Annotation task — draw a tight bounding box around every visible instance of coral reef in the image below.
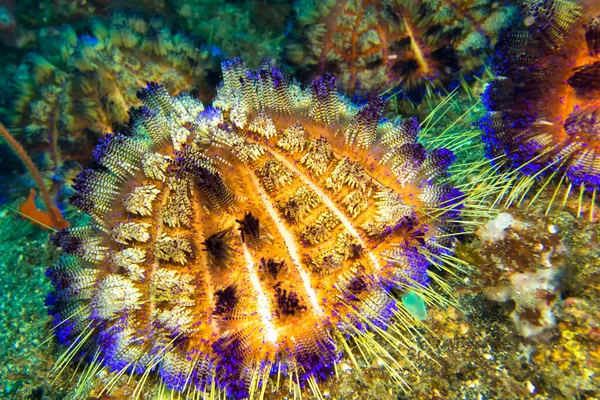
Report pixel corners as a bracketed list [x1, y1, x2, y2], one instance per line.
[47, 59, 466, 398]
[482, 0, 600, 210]
[0, 12, 216, 179]
[287, 0, 516, 99]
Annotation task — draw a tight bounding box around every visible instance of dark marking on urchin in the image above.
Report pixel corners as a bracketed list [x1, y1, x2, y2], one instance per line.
[236, 212, 260, 243]
[202, 228, 233, 262]
[347, 276, 368, 298]
[51, 229, 83, 255]
[259, 257, 285, 279]
[568, 61, 600, 93]
[213, 285, 239, 316]
[348, 243, 364, 260]
[273, 282, 307, 318]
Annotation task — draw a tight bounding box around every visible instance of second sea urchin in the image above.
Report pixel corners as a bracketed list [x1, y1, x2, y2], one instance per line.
[48, 59, 464, 398]
[482, 0, 600, 217]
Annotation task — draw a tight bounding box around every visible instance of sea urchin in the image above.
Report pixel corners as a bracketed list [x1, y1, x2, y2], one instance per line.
[482, 0, 600, 217]
[48, 58, 463, 398]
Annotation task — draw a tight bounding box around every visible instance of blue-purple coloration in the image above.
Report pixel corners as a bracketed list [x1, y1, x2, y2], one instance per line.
[310, 74, 337, 100]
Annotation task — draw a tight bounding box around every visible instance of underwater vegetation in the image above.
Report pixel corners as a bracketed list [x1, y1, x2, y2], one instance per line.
[47, 58, 467, 398]
[172, 0, 292, 68]
[0, 12, 216, 181]
[287, 0, 517, 100]
[482, 0, 600, 217]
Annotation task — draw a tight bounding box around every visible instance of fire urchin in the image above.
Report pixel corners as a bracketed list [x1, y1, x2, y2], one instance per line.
[48, 58, 465, 398]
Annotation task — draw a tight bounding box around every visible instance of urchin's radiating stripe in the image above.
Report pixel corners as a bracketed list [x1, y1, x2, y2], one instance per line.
[146, 186, 170, 324]
[268, 148, 382, 271]
[248, 172, 325, 317]
[242, 243, 279, 343]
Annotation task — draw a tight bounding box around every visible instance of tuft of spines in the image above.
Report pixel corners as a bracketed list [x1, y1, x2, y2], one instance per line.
[301, 211, 340, 245]
[163, 180, 193, 228]
[379, 117, 420, 148]
[90, 275, 142, 320]
[308, 74, 339, 124]
[382, 143, 427, 186]
[110, 222, 151, 244]
[300, 136, 334, 176]
[176, 146, 235, 210]
[280, 186, 322, 223]
[111, 248, 146, 281]
[522, 0, 582, 50]
[51, 226, 108, 263]
[249, 112, 277, 139]
[46, 255, 98, 301]
[70, 169, 121, 224]
[343, 96, 384, 149]
[326, 158, 369, 192]
[155, 234, 194, 265]
[152, 268, 195, 305]
[123, 185, 161, 216]
[259, 159, 296, 193]
[277, 123, 307, 153]
[93, 133, 148, 178]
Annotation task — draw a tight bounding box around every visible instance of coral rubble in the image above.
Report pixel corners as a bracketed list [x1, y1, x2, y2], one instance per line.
[287, 0, 516, 98]
[48, 59, 465, 397]
[469, 211, 565, 338]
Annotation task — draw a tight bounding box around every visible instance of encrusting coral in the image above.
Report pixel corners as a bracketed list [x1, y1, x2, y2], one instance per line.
[465, 211, 565, 338]
[48, 58, 468, 398]
[287, 0, 516, 99]
[482, 0, 600, 218]
[0, 12, 216, 178]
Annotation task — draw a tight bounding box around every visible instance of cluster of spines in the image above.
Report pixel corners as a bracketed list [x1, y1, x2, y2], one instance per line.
[482, 0, 600, 209]
[48, 59, 466, 399]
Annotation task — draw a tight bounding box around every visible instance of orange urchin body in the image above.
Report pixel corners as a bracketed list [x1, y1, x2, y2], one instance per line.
[48, 59, 463, 399]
